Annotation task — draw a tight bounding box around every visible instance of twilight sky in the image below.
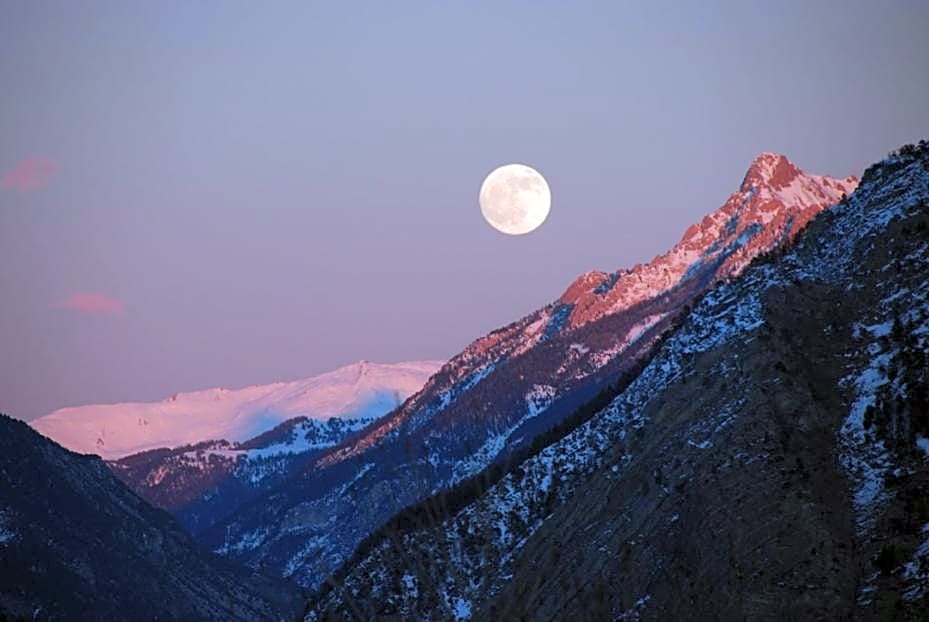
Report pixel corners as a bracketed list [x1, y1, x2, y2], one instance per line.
[2, 2, 927, 420]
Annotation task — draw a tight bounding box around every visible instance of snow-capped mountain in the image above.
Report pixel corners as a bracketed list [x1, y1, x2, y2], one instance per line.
[306, 143, 929, 620]
[201, 153, 857, 588]
[31, 360, 441, 459]
[557, 152, 857, 331]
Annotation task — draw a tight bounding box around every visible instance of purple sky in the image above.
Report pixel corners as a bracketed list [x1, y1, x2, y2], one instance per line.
[2, 2, 928, 420]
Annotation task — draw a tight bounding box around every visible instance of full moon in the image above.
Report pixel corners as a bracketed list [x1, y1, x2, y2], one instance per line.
[479, 163, 551, 235]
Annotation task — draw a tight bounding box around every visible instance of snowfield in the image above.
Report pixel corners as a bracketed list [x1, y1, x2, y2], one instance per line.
[31, 360, 442, 459]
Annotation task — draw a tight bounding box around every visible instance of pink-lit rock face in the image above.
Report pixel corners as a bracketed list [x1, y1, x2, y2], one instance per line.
[559, 153, 857, 331]
[741, 151, 803, 191]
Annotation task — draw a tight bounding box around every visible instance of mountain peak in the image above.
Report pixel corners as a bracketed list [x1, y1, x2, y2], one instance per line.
[741, 152, 801, 192]
[555, 154, 857, 331]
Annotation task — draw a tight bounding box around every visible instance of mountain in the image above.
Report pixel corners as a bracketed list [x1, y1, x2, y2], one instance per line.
[31, 360, 442, 460]
[304, 142, 929, 620]
[0, 414, 302, 621]
[201, 153, 857, 588]
[109, 415, 378, 535]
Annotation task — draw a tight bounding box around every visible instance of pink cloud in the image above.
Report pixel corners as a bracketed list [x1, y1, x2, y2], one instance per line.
[2, 156, 58, 192]
[57, 292, 125, 315]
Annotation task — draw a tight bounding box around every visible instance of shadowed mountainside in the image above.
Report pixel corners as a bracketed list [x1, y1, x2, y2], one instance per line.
[0, 415, 302, 621]
[110, 415, 377, 535]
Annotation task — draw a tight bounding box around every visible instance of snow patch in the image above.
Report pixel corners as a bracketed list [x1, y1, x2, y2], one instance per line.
[902, 530, 929, 601]
[838, 350, 894, 529]
[452, 597, 472, 621]
[402, 574, 418, 599]
[0, 510, 15, 545]
[591, 312, 669, 369]
[917, 436, 929, 459]
[525, 384, 556, 417]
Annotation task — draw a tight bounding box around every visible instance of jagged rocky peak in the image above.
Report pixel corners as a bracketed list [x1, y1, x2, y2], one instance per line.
[559, 153, 858, 330]
[559, 270, 614, 305]
[740, 151, 802, 191]
[741, 151, 859, 198]
[740, 151, 858, 192]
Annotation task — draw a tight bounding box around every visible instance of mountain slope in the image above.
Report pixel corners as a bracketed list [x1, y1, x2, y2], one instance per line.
[31, 360, 441, 459]
[204, 154, 857, 588]
[0, 414, 301, 621]
[305, 142, 929, 620]
[110, 415, 378, 534]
